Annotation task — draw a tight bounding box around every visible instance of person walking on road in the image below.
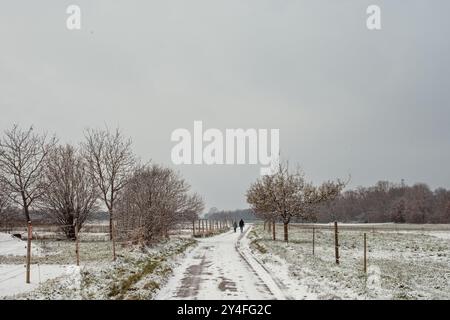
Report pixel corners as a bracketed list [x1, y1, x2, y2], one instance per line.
[239, 219, 245, 233]
[233, 221, 238, 233]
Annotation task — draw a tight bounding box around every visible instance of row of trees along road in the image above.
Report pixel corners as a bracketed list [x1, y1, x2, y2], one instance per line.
[246, 162, 346, 242]
[0, 125, 204, 242]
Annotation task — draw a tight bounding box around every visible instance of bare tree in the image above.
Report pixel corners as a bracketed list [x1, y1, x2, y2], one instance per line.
[180, 193, 206, 236]
[246, 175, 279, 239]
[444, 201, 450, 223]
[404, 183, 433, 223]
[390, 197, 407, 223]
[0, 180, 9, 213]
[247, 162, 345, 242]
[182, 193, 205, 223]
[40, 144, 99, 239]
[0, 125, 56, 224]
[315, 180, 450, 224]
[116, 164, 204, 243]
[0, 180, 11, 228]
[82, 128, 134, 239]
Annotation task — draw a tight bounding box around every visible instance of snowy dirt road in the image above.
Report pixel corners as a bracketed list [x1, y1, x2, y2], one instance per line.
[156, 225, 289, 300]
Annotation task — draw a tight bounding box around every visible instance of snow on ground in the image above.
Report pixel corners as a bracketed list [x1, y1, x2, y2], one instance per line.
[0, 264, 78, 298]
[0, 233, 42, 257]
[429, 232, 450, 240]
[238, 228, 316, 300]
[5, 237, 196, 300]
[3, 224, 448, 300]
[156, 226, 278, 300]
[247, 224, 450, 299]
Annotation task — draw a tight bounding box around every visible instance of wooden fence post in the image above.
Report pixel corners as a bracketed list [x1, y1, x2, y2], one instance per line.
[112, 220, 117, 261]
[364, 233, 367, 273]
[26, 221, 32, 284]
[272, 221, 276, 240]
[312, 227, 315, 256]
[75, 219, 80, 266]
[192, 220, 195, 237]
[334, 221, 339, 264]
[202, 219, 205, 235]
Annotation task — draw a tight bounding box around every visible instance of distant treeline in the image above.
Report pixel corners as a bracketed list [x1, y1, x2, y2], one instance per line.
[207, 181, 450, 224]
[205, 209, 256, 222]
[0, 209, 110, 228]
[6, 181, 449, 227]
[315, 181, 450, 223]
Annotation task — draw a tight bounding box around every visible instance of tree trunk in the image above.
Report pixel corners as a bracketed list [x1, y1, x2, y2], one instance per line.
[22, 193, 31, 223]
[23, 205, 31, 224]
[268, 220, 272, 233]
[66, 225, 76, 240]
[272, 221, 276, 240]
[109, 209, 113, 240]
[283, 222, 289, 242]
[65, 214, 76, 240]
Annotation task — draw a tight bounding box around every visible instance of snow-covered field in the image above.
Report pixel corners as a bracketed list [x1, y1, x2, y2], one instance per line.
[0, 233, 42, 256]
[0, 264, 78, 297]
[0, 231, 197, 299]
[0, 232, 75, 297]
[2, 223, 449, 300]
[247, 224, 450, 299]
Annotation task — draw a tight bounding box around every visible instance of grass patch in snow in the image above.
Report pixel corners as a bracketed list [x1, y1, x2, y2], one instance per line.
[251, 239, 267, 254]
[248, 223, 450, 300]
[108, 259, 162, 298]
[11, 237, 197, 300]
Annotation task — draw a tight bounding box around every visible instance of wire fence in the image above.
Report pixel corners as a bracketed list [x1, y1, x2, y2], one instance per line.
[4, 220, 448, 297]
[0, 219, 232, 286]
[288, 222, 450, 232]
[259, 222, 450, 291]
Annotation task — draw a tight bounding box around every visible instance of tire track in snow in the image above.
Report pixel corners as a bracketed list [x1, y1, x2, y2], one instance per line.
[235, 226, 292, 300]
[156, 228, 275, 300]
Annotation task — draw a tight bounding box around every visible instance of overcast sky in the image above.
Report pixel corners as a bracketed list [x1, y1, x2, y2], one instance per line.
[1, 1, 450, 211]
